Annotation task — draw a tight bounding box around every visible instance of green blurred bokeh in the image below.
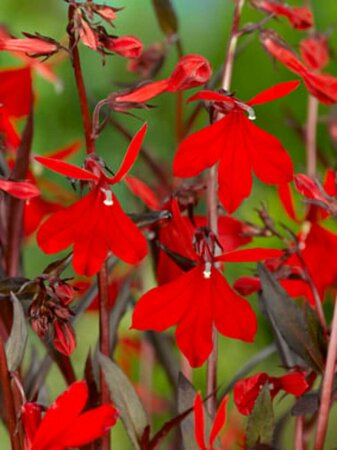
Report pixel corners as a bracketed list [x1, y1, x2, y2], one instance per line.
[1, 0, 337, 448]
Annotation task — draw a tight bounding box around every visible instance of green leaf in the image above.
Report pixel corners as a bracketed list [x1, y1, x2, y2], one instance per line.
[5, 292, 28, 371]
[246, 384, 274, 449]
[98, 352, 149, 450]
[151, 0, 178, 36]
[258, 264, 325, 372]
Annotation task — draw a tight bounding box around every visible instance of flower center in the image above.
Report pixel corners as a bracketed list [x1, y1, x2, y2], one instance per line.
[203, 262, 212, 279]
[101, 188, 114, 206]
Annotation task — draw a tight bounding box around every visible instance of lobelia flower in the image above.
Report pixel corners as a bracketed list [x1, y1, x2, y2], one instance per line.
[194, 392, 228, 450]
[173, 81, 298, 213]
[131, 201, 283, 367]
[234, 371, 309, 415]
[21, 380, 118, 450]
[36, 124, 148, 276]
[235, 170, 337, 304]
[0, 35, 60, 58]
[260, 30, 337, 105]
[251, 0, 313, 30]
[115, 54, 212, 104]
[99, 34, 143, 59]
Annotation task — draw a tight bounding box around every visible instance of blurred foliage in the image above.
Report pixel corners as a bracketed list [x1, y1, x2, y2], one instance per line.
[1, 0, 337, 448]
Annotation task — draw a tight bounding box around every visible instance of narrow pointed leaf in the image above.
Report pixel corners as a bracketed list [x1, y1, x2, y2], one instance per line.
[246, 384, 274, 449]
[98, 353, 149, 449]
[6, 292, 28, 370]
[258, 264, 325, 372]
[152, 0, 178, 36]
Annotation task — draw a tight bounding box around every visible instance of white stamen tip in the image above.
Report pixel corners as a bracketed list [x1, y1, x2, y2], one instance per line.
[248, 109, 256, 121]
[101, 189, 114, 206]
[203, 262, 212, 279]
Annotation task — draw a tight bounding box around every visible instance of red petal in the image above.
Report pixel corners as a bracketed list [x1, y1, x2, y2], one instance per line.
[278, 183, 299, 222]
[188, 90, 235, 104]
[279, 372, 309, 396]
[194, 393, 207, 450]
[131, 268, 195, 332]
[247, 81, 300, 106]
[0, 66, 32, 117]
[217, 114, 253, 213]
[125, 175, 161, 210]
[104, 193, 148, 266]
[173, 117, 225, 178]
[0, 180, 40, 199]
[175, 269, 214, 367]
[116, 79, 170, 103]
[323, 168, 336, 197]
[60, 405, 118, 447]
[111, 123, 147, 183]
[209, 396, 228, 447]
[167, 55, 212, 92]
[216, 248, 283, 263]
[233, 276, 261, 296]
[35, 156, 99, 181]
[32, 381, 88, 449]
[294, 174, 325, 202]
[212, 270, 257, 343]
[246, 116, 294, 185]
[234, 373, 269, 415]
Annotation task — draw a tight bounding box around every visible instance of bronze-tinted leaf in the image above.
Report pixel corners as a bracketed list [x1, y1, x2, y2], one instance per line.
[5, 292, 28, 371]
[152, 0, 178, 36]
[258, 264, 325, 372]
[98, 352, 149, 449]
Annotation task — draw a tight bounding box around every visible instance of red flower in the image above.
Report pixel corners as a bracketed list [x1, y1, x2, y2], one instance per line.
[234, 371, 309, 415]
[251, 0, 313, 30]
[36, 124, 148, 276]
[21, 380, 118, 450]
[194, 392, 228, 450]
[173, 81, 298, 213]
[116, 54, 212, 104]
[0, 66, 32, 118]
[261, 30, 337, 105]
[131, 201, 282, 367]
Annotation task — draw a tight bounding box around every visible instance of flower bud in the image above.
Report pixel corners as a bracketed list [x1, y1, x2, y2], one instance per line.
[54, 321, 76, 355]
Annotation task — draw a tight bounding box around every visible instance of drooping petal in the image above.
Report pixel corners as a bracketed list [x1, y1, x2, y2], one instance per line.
[194, 393, 207, 450]
[167, 54, 212, 92]
[246, 115, 294, 185]
[294, 174, 326, 202]
[302, 71, 337, 105]
[131, 268, 195, 332]
[60, 405, 118, 447]
[212, 269, 257, 343]
[35, 156, 99, 181]
[216, 248, 282, 263]
[247, 80, 300, 106]
[300, 35, 329, 71]
[37, 190, 98, 254]
[188, 90, 235, 104]
[32, 381, 88, 449]
[234, 373, 269, 415]
[217, 113, 253, 213]
[104, 192, 148, 265]
[234, 276, 262, 296]
[0, 66, 32, 117]
[116, 79, 170, 103]
[173, 117, 226, 178]
[279, 372, 308, 396]
[209, 396, 228, 447]
[46, 140, 82, 160]
[111, 123, 147, 184]
[278, 183, 299, 222]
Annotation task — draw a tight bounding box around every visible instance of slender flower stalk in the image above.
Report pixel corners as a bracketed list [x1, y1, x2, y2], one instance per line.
[314, 296, 337, 450]
[206, 0, 245, 417]
[67, 6, 111, 449]
[306, 95, 318, 176]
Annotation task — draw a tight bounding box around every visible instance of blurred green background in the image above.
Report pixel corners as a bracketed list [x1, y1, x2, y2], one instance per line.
[1, 0, 337, 448]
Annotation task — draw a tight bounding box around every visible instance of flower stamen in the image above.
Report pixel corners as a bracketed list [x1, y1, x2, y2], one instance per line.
[101, 188, 114, 206]
[203, 262, 212, 279]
